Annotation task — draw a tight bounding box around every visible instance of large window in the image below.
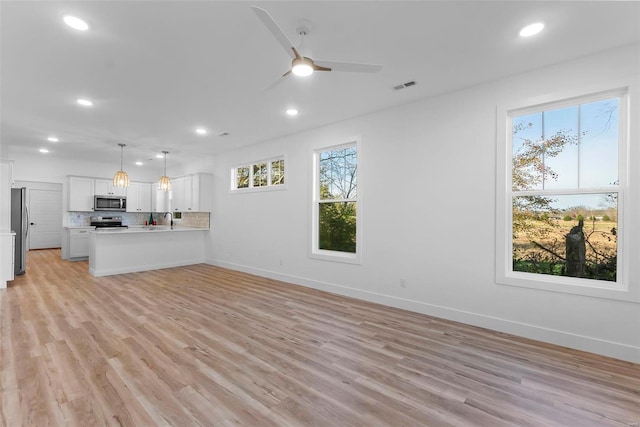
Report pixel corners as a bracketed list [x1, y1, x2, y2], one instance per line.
[231, 157, 285, 192]
[498, 89, 629, 295]
[312, 141, 361, 263]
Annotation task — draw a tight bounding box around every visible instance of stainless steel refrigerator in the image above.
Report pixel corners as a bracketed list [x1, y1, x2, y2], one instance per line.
[11, 187, 28, 275]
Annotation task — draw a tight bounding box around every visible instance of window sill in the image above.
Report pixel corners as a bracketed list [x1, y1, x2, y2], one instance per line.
[496, 271, 638, 303]
[229, 184, 287, 194]
[310, 249, 361, 265]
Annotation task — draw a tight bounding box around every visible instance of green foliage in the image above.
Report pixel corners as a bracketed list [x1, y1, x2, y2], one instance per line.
[563, 215, 573, 221]
[319, 201, 356, 253]
[602, 214, 610, 221]
[576, 214, 584, 221]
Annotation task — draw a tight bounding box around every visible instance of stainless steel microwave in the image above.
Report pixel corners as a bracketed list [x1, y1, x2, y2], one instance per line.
[94, 195, 127, 211]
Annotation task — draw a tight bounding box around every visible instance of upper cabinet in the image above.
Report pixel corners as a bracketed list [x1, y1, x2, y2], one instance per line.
[170, 173, 212, 212]
[151, 183, 170, 213]
[94, 179, 126, 197]
[68, 176, 95, 211]
[68, 174, 211, 213]
[126, 182, 151, 212]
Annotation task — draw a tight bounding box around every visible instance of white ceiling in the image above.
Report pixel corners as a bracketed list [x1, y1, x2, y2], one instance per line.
[2, 1, 639, 171]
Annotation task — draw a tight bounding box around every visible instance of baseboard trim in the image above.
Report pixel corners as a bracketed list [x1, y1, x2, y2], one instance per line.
[90, 258, 205, 277]
[206, 258, 640, 364]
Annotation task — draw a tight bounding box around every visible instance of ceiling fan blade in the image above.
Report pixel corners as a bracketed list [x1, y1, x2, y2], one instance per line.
[312, 63, 332, 72]
[313, 60, 383, 73]
[251, 6, 297, 60]
[264, 71, 291, 91]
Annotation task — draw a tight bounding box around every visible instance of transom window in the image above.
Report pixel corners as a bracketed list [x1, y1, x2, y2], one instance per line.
[231, 157, 285, 192]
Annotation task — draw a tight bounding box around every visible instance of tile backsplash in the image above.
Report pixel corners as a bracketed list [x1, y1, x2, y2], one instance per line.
[65, 211, 210, 228]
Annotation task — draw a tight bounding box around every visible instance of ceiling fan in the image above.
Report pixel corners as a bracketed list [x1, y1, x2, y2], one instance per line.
[251, 6, 383, 83]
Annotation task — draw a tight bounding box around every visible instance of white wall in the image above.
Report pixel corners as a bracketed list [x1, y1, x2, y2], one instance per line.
[207, 44, 640, 363]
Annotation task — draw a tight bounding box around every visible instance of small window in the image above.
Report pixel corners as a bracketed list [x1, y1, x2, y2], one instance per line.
[231, 156, 285, 192]
[236, 166, 249, 189]
[253, 163, 268, 187]
[271, 159, 285, 185]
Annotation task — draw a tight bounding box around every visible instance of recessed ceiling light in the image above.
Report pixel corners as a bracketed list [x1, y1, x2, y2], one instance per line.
[195, 128, 208, 135]
[47, 136, 59, 142]
[76, 98, 93, 107]
[63, 15, 89, 31]
[39, 148, 49, 153]
[519, 22, 544, 37]
[156, 153, 165, 159]
[286, 108, 298, 116]
[135, 161, 143, 166]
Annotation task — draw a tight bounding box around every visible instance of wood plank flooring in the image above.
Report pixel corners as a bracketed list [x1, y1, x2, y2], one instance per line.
[1, 249, 638, 426]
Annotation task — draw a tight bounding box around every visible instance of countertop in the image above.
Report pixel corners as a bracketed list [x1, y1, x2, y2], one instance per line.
[91, 226, 208, 234]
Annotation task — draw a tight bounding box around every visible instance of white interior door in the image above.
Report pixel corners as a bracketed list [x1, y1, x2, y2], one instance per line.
[28, 187, 62, 250]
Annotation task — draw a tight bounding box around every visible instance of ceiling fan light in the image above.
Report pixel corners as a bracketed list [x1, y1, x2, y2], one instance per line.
[292, 58, 314, 77]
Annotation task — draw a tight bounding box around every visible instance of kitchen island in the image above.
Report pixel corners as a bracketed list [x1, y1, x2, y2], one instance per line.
[88, 226, 208, 277]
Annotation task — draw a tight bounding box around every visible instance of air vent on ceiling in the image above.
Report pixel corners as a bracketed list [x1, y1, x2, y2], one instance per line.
[218, 132, 229, 137]
[393, 80, 417, 91]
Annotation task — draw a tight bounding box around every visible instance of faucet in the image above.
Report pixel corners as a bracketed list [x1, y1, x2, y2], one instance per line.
[164, 212, 173, 228]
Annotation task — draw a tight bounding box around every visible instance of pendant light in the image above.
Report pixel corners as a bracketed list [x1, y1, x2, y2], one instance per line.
[113, 143, 130, 188]
[158, 151, 171, 192]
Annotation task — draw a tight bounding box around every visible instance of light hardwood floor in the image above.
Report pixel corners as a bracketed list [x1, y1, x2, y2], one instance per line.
[1, 249, 638, 426]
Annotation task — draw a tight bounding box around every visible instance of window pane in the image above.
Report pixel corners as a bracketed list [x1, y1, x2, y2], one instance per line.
[319, 201, 356, 253]
[580, 99, 619, 187]
[253, 163, 267, 187]
[512, 112, 544, 191]
[271, 159, 285, 185]
[542, 107, 579, 189]
[236, 167, 249, 189]
[512, 193, 618, 282]
[320, 146, 357, 200]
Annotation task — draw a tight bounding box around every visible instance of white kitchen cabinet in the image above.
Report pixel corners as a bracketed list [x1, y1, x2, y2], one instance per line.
[169, 173, 212, 212]
[170, 176, 187, 212]
[126, 182, 151, 212]
[151, 183, 170, 213]
[94, 179, 126, 197]
[69, 228, 90, 258]
[68, 176, 95, 211]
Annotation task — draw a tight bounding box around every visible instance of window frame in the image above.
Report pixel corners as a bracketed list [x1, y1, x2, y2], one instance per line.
[230, 155, 287, 193]
[310, 138, 362, 264]
[496, 86, 636, 302]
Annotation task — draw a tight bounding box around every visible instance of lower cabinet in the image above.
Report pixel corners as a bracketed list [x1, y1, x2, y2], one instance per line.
[69, 229, 90, 258]
[0, 233, 15, 288]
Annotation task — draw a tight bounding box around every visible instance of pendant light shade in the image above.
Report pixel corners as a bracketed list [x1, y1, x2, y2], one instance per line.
[113, 143, 130, 188]
[159, 151, 171, 192]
